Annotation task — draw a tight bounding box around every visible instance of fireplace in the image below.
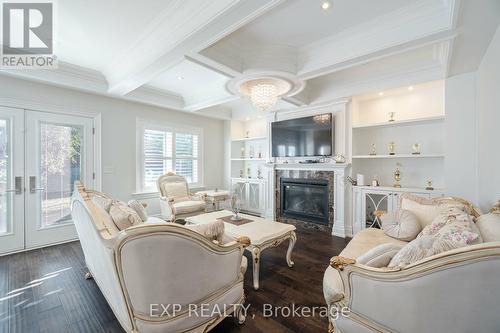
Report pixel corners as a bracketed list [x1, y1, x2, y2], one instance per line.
[280, 178, 329, 225]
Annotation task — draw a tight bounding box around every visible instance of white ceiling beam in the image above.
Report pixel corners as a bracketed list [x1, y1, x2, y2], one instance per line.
[105, 0, 284, 96]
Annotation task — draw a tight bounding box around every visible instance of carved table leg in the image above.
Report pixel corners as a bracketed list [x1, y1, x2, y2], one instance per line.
[251, 247, 261, 290]
[286, 231, 297, 267]
[85, 271, 93, 280]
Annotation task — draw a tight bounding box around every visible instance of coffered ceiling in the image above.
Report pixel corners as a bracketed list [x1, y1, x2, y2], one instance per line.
[1, 0, 499, 120]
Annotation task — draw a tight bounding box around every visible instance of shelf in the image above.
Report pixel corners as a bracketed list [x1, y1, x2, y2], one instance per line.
[352, 154, 444, 159]
[352, 116, 444, 129]
[231, 136, 267, 142]
[231, 158, 266, 161]
[354, 185, 445, 193]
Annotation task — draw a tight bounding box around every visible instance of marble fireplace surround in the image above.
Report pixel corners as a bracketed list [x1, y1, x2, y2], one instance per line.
[264, 163, 350, 237]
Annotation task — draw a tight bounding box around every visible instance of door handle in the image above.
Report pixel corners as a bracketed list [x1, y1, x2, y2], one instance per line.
[4, 176, 23, 194]
[29, 176, 45, 193]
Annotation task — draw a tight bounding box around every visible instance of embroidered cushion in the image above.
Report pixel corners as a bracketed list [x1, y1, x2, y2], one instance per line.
[388, 236, 464, 268]
[381, 209, 421, 241]
[109, 201, 143, 230]
[128, 200, 148, 222]
[476, 212, 500, 242]
[400, 194, 476, 228]
[185, 220, 225, 242]
[419, 209, 479, 245]
[357, 243, 405, 268]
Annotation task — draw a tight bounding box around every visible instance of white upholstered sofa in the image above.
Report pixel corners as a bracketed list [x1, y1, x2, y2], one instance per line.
[324, 197, 500, 333]
[71, 181, 249, 333]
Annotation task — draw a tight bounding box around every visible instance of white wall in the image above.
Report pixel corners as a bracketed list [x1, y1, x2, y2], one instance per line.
[444, 25, 500, 211]
[0, 76, 226, 215]
[444, 72, 478, 203]
[477, 26, 500, 211]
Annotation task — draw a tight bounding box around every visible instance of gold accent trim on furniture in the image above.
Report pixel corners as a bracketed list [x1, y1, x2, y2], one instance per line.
[326, 242, 500, 332]
[329, 256, 356, 271]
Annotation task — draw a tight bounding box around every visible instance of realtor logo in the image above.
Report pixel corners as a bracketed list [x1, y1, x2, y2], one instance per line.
[1, 1, 57, 68]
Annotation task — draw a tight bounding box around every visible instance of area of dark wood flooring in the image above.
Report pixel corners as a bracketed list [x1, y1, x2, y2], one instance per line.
[0, 227, 350, 333]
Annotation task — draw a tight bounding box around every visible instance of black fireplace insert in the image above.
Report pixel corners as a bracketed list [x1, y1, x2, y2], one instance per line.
[280, 178, 329, 225]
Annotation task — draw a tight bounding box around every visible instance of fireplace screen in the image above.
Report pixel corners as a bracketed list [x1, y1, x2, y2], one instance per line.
[280, 178, 329, 225]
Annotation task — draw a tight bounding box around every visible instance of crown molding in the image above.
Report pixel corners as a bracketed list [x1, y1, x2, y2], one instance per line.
[297, 0, 457, 79]
[105, 0, 285, 96]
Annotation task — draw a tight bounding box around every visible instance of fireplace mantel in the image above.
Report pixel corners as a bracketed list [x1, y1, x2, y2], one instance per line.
[263, 163, 351, 238]
[271, 163, 349, 171]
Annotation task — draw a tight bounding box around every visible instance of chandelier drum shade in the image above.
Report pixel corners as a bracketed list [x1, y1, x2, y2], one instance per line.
[226, 71, 306, 112]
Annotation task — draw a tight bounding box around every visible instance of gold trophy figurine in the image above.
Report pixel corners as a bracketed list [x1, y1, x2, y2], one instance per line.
[393, 164, 402, 188]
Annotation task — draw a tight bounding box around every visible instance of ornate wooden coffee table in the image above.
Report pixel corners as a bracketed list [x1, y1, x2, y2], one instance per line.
[186, 210, 297, 290]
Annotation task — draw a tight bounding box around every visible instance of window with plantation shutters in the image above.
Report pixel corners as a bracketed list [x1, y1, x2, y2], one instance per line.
[139, 122, 202, 192]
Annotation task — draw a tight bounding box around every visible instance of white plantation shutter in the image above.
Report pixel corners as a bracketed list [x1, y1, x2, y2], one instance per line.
[142, 126, 201, 191]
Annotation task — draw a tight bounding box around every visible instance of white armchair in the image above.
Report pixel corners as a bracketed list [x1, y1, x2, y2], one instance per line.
[157, 172, 206, 222]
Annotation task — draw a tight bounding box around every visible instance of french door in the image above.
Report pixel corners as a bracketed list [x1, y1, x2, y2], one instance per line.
[0, 107, 95, 255]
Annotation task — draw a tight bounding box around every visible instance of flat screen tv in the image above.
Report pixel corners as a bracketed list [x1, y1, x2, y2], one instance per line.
[271, 114, 334, 157]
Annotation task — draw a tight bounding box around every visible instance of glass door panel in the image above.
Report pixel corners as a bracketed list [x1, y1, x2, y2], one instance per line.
[26, 111, 93, 249]
[0, 107, 25, 255]
[40, 123, 83, 228]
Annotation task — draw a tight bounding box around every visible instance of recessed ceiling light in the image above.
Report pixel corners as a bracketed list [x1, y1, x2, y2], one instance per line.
[321, 1, 331, 10]
[408, 86, 414, 91]
[245, 117, 250, 121]
[378, 92, 384, 96]
[177, 76, 184, 80]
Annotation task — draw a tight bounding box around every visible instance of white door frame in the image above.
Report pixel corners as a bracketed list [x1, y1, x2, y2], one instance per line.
[25, 110, 95, 249]
[0, 100, 101, 255]
[0, 107, 25, 254]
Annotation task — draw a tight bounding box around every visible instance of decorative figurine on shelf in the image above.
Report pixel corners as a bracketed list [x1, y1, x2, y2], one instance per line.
[333, 154, 346, 163]
[257, 169, 262, 179]
[249, 146, 254, 158]
[412, 143, 421, 155]
[247, 167, 251, 178]
[371, 175, 380, 187]
[388, 142, 396, 155]
[239, 169, 244, 178]
[393, 163, 402, 188]
[257, 145, 262, 159]
[240, 147, 245, 158]
[245, 131, 250, 138]
[230, 189, 242, 221]
[370, 143, 377, 156]
[426, 180, 434, 190]
[388, 112, 395, 122]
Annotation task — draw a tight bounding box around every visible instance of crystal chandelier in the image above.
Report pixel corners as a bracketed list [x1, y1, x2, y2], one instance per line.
[249, 82, 278, 111]
[313, 113, 331, 125]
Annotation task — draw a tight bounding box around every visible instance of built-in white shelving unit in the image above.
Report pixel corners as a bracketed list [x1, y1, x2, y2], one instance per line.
[351, 80, 446, 189]
[352, 115, 444, 129]
[230, 158, 266, 161]
[352, 154, 444, 159]
[227, 118, 268, 216]
[231, 136, 267, 142]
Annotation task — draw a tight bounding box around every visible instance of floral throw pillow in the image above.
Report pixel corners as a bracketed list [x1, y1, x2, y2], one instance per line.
[419, 208, 479, 245]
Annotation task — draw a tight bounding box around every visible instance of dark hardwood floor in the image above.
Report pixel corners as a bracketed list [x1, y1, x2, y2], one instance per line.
[0, 227, 350, 333]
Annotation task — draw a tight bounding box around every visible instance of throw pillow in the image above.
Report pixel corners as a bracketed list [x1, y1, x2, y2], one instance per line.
[381, 209, 421, 241]
[109, 201, 143, 230]
[92, 195, 112, 212]
[186, 220, 225, 242]
[476, 212, 500, 242]
[128, 200, 148, 222]
[419, 209, 479, 245]
[357, 243, 405, 268]
[400, 194, 477, 228]
[388, 236, 464, 268]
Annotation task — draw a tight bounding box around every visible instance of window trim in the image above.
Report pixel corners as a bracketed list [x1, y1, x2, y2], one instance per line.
[136, 118, 204, 193]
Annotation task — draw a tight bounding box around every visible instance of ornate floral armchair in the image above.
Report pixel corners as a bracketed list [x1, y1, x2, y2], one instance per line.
[157, 172, 206, 221]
